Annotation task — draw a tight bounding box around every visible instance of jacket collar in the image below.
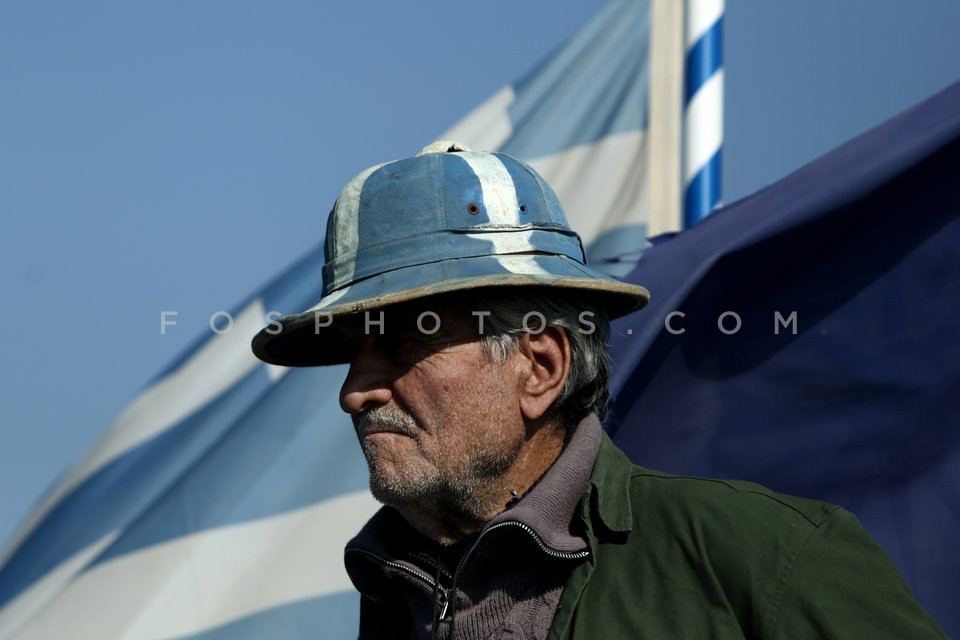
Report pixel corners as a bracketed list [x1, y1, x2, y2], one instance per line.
[581, 430, 635, 536]
[487, 411, 603, 552]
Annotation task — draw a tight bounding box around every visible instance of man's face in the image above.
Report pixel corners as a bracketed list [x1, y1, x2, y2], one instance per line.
[338, 302, 525, 519]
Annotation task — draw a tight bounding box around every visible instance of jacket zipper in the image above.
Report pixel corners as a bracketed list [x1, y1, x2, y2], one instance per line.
[479, 520, 591, 561]
[345, 547, 438, 604]
[348, 521, 590, 635]
[442, 520, 590, 629]
[346, 546, 452, 637]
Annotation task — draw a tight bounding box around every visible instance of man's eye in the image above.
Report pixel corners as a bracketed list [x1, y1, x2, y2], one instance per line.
[378, 333, 423, 357]
[335, 333, 360, 359]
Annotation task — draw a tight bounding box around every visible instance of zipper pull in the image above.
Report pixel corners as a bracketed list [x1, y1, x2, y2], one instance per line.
[437, 587, 451, 620]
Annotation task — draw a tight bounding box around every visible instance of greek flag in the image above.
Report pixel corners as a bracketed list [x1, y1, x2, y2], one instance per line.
[0, 1, 665, 638]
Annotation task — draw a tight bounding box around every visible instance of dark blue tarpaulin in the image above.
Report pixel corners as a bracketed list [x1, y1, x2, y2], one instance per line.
[608, 80, 960, 635]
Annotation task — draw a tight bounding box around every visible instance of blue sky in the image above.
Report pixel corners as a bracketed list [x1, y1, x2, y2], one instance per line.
[2, 0, 960, 545]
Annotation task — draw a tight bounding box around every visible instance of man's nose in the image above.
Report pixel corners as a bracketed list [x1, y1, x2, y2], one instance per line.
[339, 348, 393, 415]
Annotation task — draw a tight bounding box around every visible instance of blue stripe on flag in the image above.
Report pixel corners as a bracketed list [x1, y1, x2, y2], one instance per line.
[684, 17, 723, 103]
[684, 148, 722, 228]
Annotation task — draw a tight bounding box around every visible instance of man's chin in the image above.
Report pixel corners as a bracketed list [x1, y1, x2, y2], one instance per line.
[369, 484, 430, 511]
[366, 467, 437, 506]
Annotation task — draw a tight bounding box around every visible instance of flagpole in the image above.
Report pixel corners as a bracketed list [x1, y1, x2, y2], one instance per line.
[683, 0, 724, 227]
[648, 0, 685, 236]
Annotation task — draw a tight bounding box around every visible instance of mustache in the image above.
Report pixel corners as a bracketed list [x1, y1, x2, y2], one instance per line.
[357, 407, 418, 437]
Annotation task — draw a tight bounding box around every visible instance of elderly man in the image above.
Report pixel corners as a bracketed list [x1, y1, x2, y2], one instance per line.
[252, 143, 945, 639]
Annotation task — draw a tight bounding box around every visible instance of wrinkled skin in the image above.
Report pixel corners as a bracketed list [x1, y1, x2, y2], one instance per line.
[338, 301, 568, 543]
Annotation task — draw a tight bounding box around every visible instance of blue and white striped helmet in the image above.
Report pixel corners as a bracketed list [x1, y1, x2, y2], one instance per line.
[252, 142, 649, 366]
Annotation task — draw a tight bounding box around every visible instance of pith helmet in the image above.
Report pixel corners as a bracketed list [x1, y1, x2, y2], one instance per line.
[252, 141, 649, 366]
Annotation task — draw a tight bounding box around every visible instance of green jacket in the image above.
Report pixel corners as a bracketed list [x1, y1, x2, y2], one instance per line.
[549, 434, 947, 639]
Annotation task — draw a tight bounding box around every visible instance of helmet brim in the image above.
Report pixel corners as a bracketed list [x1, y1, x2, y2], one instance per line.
[252, 253, 649, 367]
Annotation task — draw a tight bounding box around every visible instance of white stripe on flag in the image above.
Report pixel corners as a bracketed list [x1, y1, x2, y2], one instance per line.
[439, 86, 516, 151]
[0, 533, 120, 639]
[527, 129, 648, 244]
[685, 0, 723, 47]
[3, 492, 378, 640]
[682, 69, 723, 186]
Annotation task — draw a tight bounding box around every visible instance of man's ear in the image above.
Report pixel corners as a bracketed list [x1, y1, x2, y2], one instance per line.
[516, 326, 570, 422]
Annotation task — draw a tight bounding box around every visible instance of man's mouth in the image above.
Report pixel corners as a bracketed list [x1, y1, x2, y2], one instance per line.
[357, 408, 417, 439]
[362, 427, 406, 437]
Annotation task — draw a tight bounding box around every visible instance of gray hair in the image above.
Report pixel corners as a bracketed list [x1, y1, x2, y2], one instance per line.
[472, 291, 612, 425]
